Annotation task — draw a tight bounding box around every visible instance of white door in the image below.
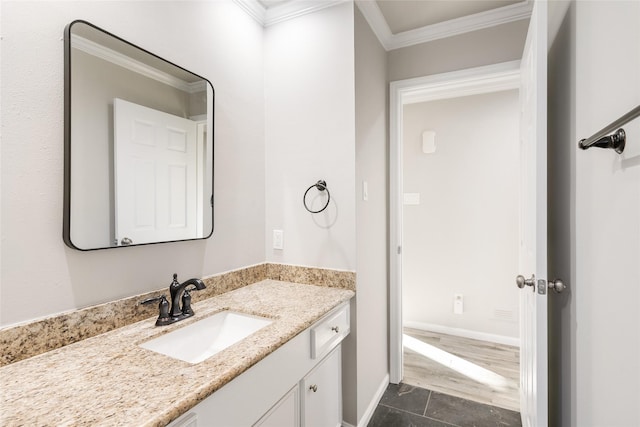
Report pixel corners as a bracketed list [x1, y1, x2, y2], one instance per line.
[518, 1, 548, 426]
[114, 98, 198, 245]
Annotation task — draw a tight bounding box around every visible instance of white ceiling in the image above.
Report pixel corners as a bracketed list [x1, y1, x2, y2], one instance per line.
[234, 0, 532, 50]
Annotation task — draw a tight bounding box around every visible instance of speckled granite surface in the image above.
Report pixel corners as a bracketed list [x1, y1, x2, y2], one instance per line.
[0, 263, 355, 367]
[0, 280, 354, 426]
[267, 263, 356, 290]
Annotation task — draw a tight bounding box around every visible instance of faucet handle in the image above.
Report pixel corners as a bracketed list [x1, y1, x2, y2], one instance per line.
[140, 295, 171, 326]
[140, 294, 167, 305]
[181, 290, 194, 316]
[180, 281, 205, 317]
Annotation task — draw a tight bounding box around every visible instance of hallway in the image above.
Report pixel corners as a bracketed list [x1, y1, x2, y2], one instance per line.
[403, 328, 520, 411]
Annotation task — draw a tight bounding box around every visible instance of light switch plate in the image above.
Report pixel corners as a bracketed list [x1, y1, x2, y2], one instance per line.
[273, 229, 284, 250]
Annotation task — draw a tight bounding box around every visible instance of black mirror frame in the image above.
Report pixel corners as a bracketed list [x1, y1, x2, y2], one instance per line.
[63, 20, 215, 250]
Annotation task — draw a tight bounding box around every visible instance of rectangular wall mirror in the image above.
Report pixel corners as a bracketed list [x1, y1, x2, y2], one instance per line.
[63, 20, 214, 250]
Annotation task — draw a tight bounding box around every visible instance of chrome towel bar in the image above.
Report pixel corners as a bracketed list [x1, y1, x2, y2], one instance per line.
[578, 105, 640, 154]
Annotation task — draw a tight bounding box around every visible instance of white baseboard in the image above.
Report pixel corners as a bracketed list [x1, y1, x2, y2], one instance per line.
[346, 373, 389, 427]
[404, 321, 520, 347]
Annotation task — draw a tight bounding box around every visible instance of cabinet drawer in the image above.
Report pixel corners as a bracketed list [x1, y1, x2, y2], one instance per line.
[310, 303, 350, 359]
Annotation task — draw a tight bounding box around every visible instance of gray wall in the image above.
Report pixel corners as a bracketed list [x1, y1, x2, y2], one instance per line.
[353, 7, 389, 426]
[402, 91, 520, 341]
[1, 1, 266, 325]
[388, 20, 528, 82]
[547, 2, 575, 425]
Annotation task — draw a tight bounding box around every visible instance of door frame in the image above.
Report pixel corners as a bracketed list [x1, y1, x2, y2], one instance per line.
[388, 60, 521, 384]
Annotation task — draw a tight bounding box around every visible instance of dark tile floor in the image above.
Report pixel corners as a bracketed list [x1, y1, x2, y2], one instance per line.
[368, 383, 522, 427]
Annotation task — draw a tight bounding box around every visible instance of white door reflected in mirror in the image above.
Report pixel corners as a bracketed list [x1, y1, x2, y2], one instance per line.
[114, 98, 201, 245]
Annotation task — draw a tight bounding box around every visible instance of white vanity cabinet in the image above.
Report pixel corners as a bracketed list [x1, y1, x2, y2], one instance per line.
[254, 385, 300, 427]
[167, 302, 350, 427]
[302, 346, 342, 427]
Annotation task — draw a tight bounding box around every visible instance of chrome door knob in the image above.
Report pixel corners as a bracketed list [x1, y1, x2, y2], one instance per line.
[548, 279, 566, 293]
[516, 274, 535, 289]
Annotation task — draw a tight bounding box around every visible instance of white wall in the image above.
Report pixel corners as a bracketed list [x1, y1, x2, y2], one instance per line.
[353, 7, 389, 426]
[0, 1, 265, 326]
[402, 91, 520, 340]
[264, 3, 356, 271]
[548, 1, 640, 425]
[574, 1, 640, 425]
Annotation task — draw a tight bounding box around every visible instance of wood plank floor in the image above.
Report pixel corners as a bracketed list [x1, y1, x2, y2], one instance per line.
[402, 328, 520, 412]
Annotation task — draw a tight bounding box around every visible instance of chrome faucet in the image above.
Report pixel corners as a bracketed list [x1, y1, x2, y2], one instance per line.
[142, 273, 206, 326]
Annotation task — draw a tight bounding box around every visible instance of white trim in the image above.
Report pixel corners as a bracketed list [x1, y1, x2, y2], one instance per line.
[399, 60, 521, 105]
[234, 0, 348, 27]
[264, 0, 347, 27]
[404, 321, 521, 348]
[71, 36, 203, 94]
[389, 61, 522, 385]
[342, 373, 389, 427]
[354, 1, 393, 50]
[389, 73, 403, 385]
[356, 0, 532, 51]
[232, 0, 267, 25]
[189, 114, 207, 122]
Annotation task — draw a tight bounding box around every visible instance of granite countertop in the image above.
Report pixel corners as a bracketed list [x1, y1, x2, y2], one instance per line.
[0, 280, 354, 426]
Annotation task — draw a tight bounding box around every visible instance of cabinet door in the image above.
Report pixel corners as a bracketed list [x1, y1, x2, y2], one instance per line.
[302, 346, 342, 427]
[254, 385, 300, 427]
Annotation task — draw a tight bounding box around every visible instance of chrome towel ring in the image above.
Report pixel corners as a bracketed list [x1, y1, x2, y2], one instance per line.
[303, 180, 331, 213]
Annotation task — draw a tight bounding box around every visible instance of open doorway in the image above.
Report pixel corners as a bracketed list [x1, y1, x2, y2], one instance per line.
[400, 89, 521, 411]
[388, 61, 523, 412]
[389, 5, 549, 424]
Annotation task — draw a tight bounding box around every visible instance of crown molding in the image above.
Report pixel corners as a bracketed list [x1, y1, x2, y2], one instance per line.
[233, 0, 348, 27]
[264, 0, 347, 26]
[356, 0, 533, 51]
[354, 0, 393, 49]
[71, 36, 205, 94]
[232, 0, 267, 25]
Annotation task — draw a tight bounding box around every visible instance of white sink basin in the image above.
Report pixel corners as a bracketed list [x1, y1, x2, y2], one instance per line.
[139, 311, 273, 364]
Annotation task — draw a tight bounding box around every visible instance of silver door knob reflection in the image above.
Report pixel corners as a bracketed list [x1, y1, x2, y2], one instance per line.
[548, 279, 566, 293]
[516, 274, 535, 290]
[120, 237, 133, 246]
[309, 384, 318, 392]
